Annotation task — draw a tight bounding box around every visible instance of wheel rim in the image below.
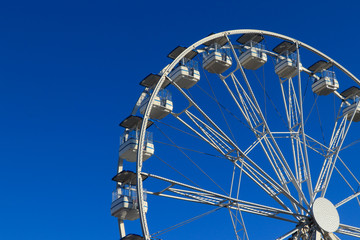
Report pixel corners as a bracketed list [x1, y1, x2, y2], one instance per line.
[115, 29, 360, 240]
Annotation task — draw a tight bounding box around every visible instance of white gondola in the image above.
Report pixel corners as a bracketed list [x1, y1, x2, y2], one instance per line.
[110, 186, 148, 220]
[343, 103, 360, 122]
[312, 70, 339, 95]
[168, 59, 200, 89]
[118, 130, 154, 162]
[203, 43, 232, 74]
[239, 40, 267, 70]
[341, 87, 360, 122]
[139, 89, 173, 119]
[275, 51, 301, 79]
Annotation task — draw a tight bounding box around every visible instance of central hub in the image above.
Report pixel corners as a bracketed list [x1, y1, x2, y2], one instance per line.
[312, 197, 340, 233]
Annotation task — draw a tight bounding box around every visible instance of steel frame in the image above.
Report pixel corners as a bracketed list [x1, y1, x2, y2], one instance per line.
[114, 29, 360, 240]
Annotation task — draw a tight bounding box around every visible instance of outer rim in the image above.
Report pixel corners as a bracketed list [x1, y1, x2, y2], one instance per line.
[135, 29, 360, 240]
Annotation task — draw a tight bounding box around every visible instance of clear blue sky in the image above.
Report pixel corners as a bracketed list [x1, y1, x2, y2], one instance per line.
[1, 0, 360, 239]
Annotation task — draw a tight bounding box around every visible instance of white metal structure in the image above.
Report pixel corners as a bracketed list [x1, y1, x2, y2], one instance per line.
[168, 59, 200, 89]
[342, 87, 360, 122]
[312, 70, 339, 96]
[274, 42, 301, 79]
[343, 104, 360, 122]
[139, 89, 173, 120]
[203, 43, 232, 74]
[118, 116, 154, 163]
[111, 186, 148, 220]
[167, 47, 200, 89]
[118, 130, 154, 163]
[113, 30, 360, 240]
[238, 40, 267, 70]
[312, 198, 340, 233]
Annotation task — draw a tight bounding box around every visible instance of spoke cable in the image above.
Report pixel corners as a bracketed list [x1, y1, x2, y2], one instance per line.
[153, 123, 229, 195]
[341, 137, 360, 151]
[304, 93, 318, 125]
[303, 76, 310, 98]
[151, 206, 223, 238]
[263, 65, 267, 121]
[204, 64, 238, 147]
[203, 68, 245, 200]
[152, 154, 200, 188]
[333, 163, 359, 196]
[338, 157, 360, 186]
[254, 57, 288, 127]
[154, 119, 203, 141]
[195, 80, 251, 131]
[315, 94, 326, 145]
[201, 48, 249, 238]
[153, 140, 227, 159]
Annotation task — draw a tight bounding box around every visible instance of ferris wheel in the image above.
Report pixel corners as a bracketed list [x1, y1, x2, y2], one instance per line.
[111, 29, 360, 240]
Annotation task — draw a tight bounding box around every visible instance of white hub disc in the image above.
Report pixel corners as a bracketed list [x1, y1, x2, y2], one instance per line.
[312, 198, 340, 233]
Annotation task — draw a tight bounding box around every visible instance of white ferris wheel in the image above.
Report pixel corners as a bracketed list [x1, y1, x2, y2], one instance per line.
[111, 29, 360, 240]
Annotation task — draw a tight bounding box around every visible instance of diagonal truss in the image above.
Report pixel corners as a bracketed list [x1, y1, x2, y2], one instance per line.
[142, 172, 302, 224]
[280, 73, 314, 197]
[169, 77, 308, 215]
[228, 163, 249, 240]
[129, 30, 360, 240]
[337, 224, 360, 238]
[313, 101, 359, 199]
[335, 190, 360, 208]
[213, 37, 310, 211]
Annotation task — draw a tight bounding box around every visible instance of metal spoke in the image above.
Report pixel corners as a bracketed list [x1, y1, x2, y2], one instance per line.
[150, 206, 223, 238]
[222, 37, 308, 210]
[169, 78, 308, 213]
[295, 43, 314, 202]
[142, 172, 302, 223]
[337, 224, 360, 238]
[114, 29, 360, 240]
[228, 154, 249, 240]
[277, 59, 313, 205]
[335, 190, 360, 208]
[314, 101, 359, 199]
[276, 226, 302, 240]
[174, 112, 307, 214]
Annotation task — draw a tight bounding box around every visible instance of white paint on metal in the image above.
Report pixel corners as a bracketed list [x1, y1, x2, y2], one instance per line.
[312, 197, 340, 233]
[129, 29, 360, 240]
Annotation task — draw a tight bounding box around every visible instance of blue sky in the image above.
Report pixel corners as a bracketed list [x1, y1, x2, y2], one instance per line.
[1, 0, 360, 239]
